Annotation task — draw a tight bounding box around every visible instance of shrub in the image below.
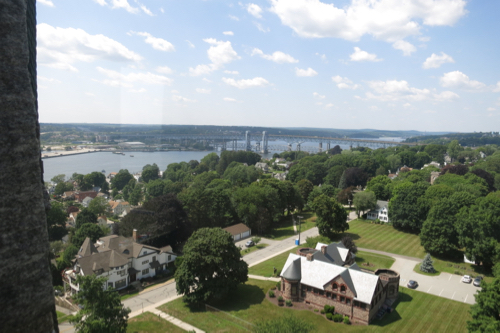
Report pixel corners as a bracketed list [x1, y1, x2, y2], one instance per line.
[324, 305, 330, 313]
[286, 300, 292, 307]
[326, 313, 333, 320]
[328, 306, 335, 314]
[343, 316, 350, 324]
[276, 281, 281, 291]
[268, 290, 275, 298]
[278, 296, 284, 302]
[313, 309, 319, 313]
[420, 253, 436, 273]
[333, 314, 343, 323]
[320, 309, 325, 314]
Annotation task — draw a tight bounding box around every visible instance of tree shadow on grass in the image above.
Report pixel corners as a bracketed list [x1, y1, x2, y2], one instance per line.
[209, 283, 266, 312]
[372, 292, 413, 327]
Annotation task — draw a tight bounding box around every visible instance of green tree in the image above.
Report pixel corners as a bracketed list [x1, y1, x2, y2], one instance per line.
[467, 278, 500, 332]
[84, 171, 106, 188]
[447, 140, 463, 161]
[110, 169, 134, 191]
[389, 181, 430, 232]
[69, 275, 130, 333]
[352, 191, 377, 218]
[311, 194, 348, 238]
[76, 208, 98, 229]
[296, 179, 314, 203]
[386, 154, 402, 173]
[72, 223, 105, 247]
[87, 196, 109, 216]
[420, 253, 435, 273]
[54, 181, 74, 195]
[200, 152, 220, 171]
[47, 202, 68, 241]
[128, 184, 143, 205]
[366, 175, 392, 200]
[141, 163, 160, 183]
[255, 313, 314, 333]
[175, 228, 248, 305]
[51, 174, 66, 184]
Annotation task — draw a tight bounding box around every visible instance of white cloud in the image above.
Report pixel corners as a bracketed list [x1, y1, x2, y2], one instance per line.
[222, 77, 270, 89]
[251, 48, 298, 63]
[196, 88, 211, 94]
[223, 31, 234, 36]
[156, 66, 173, 74]
[295, 67, 317, 77]
[487, 107, 496, 111]
[172, 95, 196, 102]
[224, 97, 239, 102]
[254, 22, 270, 33]
[313, 92, 325, 99]
[111, 0, 139, 14]
[97, 67, 173, 86]
[494, 82, 500, 93]
[129, 88, 147, 93]
[331, 75, 360, 89]
[186, 40, 195, 48]
[325, 103, 334, 108]
[350, 47, 382, 62]
[85, 92, 95, 96]
[422, 52, 455, 69]
[37, 75, 61, 83]
[202, 78, 212, 83]
[247, 3, 263, 18]
[37, 23, 142, 72]
[132, 32, 175, 52]
[189, 39, 240, 76]
[366, 79, 459, 101]
[224, 70, 239, 75]
[392, 40, 416, 56]
[136, 1, 153, 16]
[229, 15, 240, 21]
[269, 0, 467, 42]
[38, 0, 54, 7]
[440, 71, 486, 90]
[160, 7, 164, 13]
[419, 36, 431, 42]
[316, 53, 327, 62]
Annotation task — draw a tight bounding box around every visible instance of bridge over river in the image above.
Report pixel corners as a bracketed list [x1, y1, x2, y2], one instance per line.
[118, 132, 418, 154]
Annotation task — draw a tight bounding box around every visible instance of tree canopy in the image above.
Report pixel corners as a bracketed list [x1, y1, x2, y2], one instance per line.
[311, 194, 348, 238]
[110, 169, 134, 191]
[352, 191, 377, 218]
[174, 227, 248, 305]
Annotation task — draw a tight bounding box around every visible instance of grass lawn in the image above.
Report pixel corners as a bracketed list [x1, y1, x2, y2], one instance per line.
[354, 251, 395, 272]
[127, 312, 186, 333]
[341, 220, 426, 259]
[240, 243, 269, 256]
[159, 279, 470, 333]
[248, 246, 301, 277]
[56, 310, 71, 324]
[262, 213, 317, 240]
[413, 258, 494, 283]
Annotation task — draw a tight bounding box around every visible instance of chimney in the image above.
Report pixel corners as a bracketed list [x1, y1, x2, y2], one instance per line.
[306, 253, 314, 261]
[133, 229, 138, 242]
[321, 246, 327, 255]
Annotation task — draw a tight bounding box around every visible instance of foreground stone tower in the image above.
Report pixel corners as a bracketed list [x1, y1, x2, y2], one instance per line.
[0, 1, 57, 331]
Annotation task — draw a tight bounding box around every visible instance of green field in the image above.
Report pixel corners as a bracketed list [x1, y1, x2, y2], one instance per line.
[343, 220, 426, 259]
[159, 279, 470, 333]
[263, 213, 317, 240]
[127, 312, 186, 333]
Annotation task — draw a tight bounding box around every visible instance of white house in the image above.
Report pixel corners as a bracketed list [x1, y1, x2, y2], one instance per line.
[82, 196, 93, 208]
[367, 201, 389, 222]
[109, 200, 131, 217]
[64, 230, 176, 294]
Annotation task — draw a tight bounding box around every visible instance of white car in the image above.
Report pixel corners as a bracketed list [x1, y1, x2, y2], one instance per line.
[461, 275, 472, 283]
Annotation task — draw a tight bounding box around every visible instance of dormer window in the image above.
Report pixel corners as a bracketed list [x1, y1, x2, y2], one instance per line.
[341, 285, 346, 293]
[332, 283, 338, 290]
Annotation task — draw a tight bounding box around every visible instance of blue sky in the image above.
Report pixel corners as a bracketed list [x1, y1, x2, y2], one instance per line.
[37, 0, 500, 132]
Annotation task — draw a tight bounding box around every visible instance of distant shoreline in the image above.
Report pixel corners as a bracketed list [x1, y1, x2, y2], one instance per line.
[41, 149, 214, 159]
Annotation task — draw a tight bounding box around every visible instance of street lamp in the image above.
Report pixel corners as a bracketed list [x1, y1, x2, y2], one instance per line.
[297, 216, 303, 244]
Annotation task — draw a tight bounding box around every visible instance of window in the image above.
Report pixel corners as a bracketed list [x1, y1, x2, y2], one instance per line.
[152, 256, 156, 262]
[332, 294, 337, 300]
[306, 286, 312, 292]
[115, 279, 126, 289]
[360, 303, 366, 310]
[332, 283, 338, 290]
[340, 296, 345, 303]
[291, 286, 297, 296]
[340, 285, 346, 293]
[142, 268, 149, 275]
[326, 292, 331, 298]
[319, 290, 324, 296]
[143, 251, 147, 255]
[346, 298, 351, 305]
[108, 282, 113, 288]
[354, 301, 359, 307]
[168, 255, 171, 261]
[142, 260, 149, 265]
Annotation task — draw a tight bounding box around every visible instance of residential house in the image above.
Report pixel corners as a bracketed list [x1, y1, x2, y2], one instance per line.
[273, 172, 288, 181]
[109, 200, 131, 217]
[64, 231, 177, 294]
[430, 171, 440, 185]
[74, 191, 98, 203]
[367, 201, 389, 222]
[280, 242, 400, 325]
[68, 211, 79, 227]
[62, 191, 75, 199]
[255, 162, 269, 173]
[422, 161, 441, 169]
[82, 196, 93, 208]
[223, 223, 251, 241]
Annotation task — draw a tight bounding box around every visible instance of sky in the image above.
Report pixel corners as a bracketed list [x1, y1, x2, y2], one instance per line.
[36, 0, 500, 132]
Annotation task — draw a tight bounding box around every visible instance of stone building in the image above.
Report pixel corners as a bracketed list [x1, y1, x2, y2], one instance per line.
[280, 242, 399, 325]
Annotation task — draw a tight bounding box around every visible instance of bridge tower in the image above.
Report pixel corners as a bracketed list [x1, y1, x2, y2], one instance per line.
[261, 131, 269, 154]
[245, 131, 251, 151]
[326, 141, 330, 151]
[221, 140, 226, 151]
[255, 142, 260, 152]
[296, 143, 301, 151]
[288, 143, 292, 151]
[318, 142, 323, 153]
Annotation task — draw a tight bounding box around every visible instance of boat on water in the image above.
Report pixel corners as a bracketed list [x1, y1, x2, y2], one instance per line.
[130, 155, 134, 157]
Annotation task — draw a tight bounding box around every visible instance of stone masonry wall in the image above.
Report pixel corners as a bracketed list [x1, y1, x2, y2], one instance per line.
[0, 1, 57, 331]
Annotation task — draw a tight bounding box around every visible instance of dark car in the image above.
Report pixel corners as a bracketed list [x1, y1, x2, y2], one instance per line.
[407, 280, 418, 289]
[473, 276, 483, 287]
[245, 240, 255, 248]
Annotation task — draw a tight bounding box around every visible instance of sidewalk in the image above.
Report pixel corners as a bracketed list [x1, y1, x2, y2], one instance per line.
[149, 308, 205, 333]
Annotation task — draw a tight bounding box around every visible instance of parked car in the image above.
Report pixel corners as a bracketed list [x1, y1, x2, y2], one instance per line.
[407, 280, 418, 289]
[461, 275, 472, 283]
[473, 276, 483, 287]
[245, 240, 255, 248]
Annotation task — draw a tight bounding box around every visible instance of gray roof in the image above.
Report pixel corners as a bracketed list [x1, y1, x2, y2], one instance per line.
[78, 250, 128, 276]
[282, 257, 301, 281]
[375, 200, 388, 210]
[314, 242, 350, 265]
[281, 253, 380, 304]
[78, 238, 98, 257]
[97, 235, 160, 258]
